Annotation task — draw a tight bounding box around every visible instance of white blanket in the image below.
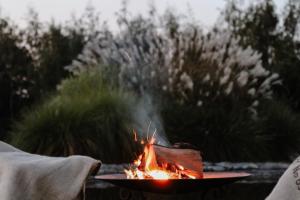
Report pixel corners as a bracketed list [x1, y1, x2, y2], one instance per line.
[0, 141, 101, 200]
[266, 156, 300, 200]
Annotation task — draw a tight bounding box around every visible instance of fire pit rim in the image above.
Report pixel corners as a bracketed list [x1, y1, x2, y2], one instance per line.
[93, 171, 251, 194]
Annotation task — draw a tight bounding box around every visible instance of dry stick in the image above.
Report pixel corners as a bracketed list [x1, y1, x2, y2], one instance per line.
[146, 121, 152, 142]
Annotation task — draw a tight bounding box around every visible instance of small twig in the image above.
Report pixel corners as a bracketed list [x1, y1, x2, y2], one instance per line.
[146, 121, 152, 142]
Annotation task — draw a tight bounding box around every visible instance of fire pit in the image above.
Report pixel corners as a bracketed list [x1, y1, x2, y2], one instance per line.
[94, 172, 250, 194]
[92, 132, 251, 198]
[123, 133, 204, 180]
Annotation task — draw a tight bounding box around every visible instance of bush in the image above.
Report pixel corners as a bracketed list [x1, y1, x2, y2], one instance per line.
[162, 101, 266, 162]
[10, 71, 140, 163]
[163, 98, 300, 162]
[257, 100, 300, 161]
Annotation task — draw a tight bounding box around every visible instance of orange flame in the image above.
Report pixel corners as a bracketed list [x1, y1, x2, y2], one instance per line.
[125, 132, 196, 180]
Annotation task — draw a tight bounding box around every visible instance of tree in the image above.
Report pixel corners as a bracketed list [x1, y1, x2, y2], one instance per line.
[0, 17, 34, 139]
[223, 0, 300, 110]
[223, 0, 279, 69]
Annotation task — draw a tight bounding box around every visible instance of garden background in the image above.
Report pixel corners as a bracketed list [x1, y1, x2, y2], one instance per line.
[0, 0, 300, 171]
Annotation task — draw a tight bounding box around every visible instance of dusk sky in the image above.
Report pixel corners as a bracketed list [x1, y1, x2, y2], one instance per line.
[0, 0, 287, 30]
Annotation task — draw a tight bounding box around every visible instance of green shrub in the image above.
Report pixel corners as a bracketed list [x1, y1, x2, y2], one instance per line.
[162, 101, 266, 162]
[257, 100, 300, 161]
[163, 98, 300, 162]
[10, 71, 140, 163]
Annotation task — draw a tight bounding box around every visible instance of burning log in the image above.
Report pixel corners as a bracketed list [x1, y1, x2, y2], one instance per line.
[125, 136, 203, 179]
[153, 144, 203, 178]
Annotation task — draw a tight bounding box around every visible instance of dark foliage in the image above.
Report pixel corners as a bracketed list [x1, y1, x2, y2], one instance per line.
[0, 9, 98, 138]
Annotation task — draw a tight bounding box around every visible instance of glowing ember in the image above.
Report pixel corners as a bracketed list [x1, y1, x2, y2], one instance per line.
[148, 170, 169, 179]
[124, 132, 198, 180]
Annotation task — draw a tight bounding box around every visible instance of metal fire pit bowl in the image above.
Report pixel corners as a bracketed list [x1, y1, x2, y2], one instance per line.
[94, 172, 250, 194]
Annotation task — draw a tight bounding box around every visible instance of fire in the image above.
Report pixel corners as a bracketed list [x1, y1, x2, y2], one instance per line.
[148, 170, 169, 179]
[124, 132, 197, 180]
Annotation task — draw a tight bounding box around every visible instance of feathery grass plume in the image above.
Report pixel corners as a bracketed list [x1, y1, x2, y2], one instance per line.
[65, 11, 280, 115]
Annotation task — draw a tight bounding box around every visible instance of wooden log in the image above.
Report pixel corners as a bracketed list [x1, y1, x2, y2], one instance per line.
[153, 144, 203, 178]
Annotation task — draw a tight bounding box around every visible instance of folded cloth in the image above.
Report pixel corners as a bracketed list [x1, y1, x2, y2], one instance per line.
[0, 141, 101, 200]
[266, 156, 300, 200]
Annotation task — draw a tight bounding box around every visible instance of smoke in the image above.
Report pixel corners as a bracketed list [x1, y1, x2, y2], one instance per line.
[65, 17, 174, 146]
[132, 93, 170, 146]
